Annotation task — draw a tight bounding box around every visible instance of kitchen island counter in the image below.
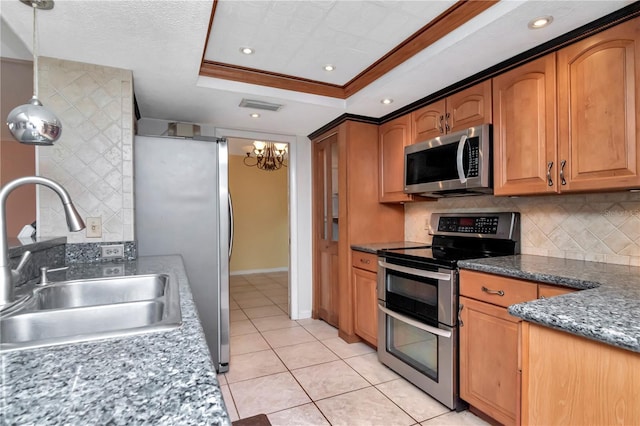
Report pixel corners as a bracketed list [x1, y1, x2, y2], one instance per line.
[459, 254, 640, 353]
[1, 255, 230, 425]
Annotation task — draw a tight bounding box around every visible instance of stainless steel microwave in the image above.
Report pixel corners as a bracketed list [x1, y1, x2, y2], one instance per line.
[404, 124, 492, 197]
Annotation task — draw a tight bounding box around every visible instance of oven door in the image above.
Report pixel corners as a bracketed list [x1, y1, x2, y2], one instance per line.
[378, 302, 457, 410]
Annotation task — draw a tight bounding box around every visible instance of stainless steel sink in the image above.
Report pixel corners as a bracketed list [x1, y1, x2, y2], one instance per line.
[0, 274, 182, 352]
[35, 275, 168, 309]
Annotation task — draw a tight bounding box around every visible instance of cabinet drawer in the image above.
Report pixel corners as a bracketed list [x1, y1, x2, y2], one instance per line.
[460, 270, 537, 308]
[538, 284, 576, 299]
[352, 251, 378, 273]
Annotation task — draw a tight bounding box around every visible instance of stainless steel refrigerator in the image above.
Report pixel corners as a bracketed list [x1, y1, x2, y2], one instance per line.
[134, 135, 231, 373]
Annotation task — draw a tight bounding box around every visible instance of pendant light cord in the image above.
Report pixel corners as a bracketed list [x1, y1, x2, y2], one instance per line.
[32, 4, 38, 99]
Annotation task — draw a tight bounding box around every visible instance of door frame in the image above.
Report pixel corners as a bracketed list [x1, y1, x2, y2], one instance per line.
[214, 127, 312, 320]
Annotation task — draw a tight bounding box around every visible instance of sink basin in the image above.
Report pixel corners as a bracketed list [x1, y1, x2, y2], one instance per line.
[0, 274, 181, 352]
[35, 275, 168, 309]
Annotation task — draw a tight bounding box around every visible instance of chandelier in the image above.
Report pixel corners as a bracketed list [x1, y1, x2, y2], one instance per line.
[243, 141, 288, 171]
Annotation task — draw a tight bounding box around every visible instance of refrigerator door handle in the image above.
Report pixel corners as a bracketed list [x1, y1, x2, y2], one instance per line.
[228, 192, 234, 259]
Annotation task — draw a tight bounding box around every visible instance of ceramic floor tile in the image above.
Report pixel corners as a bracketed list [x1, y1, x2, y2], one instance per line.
[254, 283, 284, 291]
[260, 289, 288, 298]
[229, 372, 311, 419]
[220, 384, 239, 422]
[230, 309, 248, 322]
[344, 352, 400, 385]
[230, 286, 258, 295]
[274, 341, 339, 370]
[421, 410, 491, 426]
[230, 332, 270, 355]
[377, 378, 450, 422]
[300, 321, 339, 340]
[218, 374, 227, 385]
[296, 318, 320, 326]
[277, 303, 289, 314]
[267, 403, 330, 426]
[321, 337, 376, 359]
[261, 327, 316, 348]
[267, 295, 288, 304]
[225, 349, 287, 383]
[229, 299, 239, 310]
[236, 297, 275, 309]
[316, 387, 415, 426]
[250, 315, 299, 332]
[230, 319, 259, 337]
[243, 305, 287, 319]
[231, 291, 265, 301]
[291, 360, 370, 401]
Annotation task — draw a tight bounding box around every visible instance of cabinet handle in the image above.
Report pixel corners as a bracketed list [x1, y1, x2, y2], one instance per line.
[360, 258, 371, 264]
[481, 286, 505, 296]
[438, 115, 444, 133]
[445, 112, 451, 132]
[546, 161, 554, 186]
[560, 160, 567, 185]
[458, 303, 464, 327]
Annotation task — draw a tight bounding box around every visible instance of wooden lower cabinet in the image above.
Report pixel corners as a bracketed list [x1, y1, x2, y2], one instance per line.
[351, 250, 378, 346]
[521, 323, 640, 425]
[459, 296, 521, 426]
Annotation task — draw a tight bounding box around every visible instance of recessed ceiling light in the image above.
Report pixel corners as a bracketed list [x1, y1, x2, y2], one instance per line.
[528, 16, 553, 29]
[324, 64, 336, 72]
[381, 98, 394, 105]
[240, 47, 254, 55]
[250, 113, 260, 118]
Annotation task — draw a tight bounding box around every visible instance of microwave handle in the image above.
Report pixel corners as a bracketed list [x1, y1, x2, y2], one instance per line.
[456, 134, 468, 184]
[379, 304, 452, 339]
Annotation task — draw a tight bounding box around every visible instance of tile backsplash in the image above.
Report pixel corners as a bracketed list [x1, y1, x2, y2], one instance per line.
[405, 191, 640, 266]
[36, 57, 134, 243]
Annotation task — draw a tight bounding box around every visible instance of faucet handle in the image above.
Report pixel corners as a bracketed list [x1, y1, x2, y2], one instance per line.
[11, 251, 33, 285]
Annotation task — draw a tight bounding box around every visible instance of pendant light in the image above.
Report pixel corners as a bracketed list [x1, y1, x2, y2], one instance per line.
[6, 0, 62, 145]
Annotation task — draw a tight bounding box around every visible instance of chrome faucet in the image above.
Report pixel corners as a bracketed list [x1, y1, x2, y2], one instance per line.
[0, 176, 85, 308]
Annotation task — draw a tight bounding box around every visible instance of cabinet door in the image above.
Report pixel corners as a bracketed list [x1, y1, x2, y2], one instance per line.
[459, 296, 521, 426]
[557, 17, 640, 192]
[379, 115, 414, 203]
[493, 55, 558, 196]
[411, 99, 446, 143]
[352, 267, 378, 346]
[447, 80, 492, 133]
[313, 133, 339, 327]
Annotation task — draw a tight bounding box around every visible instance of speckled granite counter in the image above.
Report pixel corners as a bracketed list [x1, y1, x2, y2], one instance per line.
[351, 241, 429, 254]
[458, 255, 640, 353]
[1, 255, 231, 425]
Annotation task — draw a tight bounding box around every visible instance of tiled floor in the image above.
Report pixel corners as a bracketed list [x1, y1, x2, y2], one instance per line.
[221, 272, 490, 426]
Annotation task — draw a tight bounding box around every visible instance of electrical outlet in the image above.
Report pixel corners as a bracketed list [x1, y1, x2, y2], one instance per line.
[86, 217, 102, 238]
[102, 264, 125, 276]
[101, 244, 125, 259]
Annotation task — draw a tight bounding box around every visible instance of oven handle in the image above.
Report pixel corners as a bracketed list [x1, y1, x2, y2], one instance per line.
[378, 304, 452, 339]
[378, 260, 451, 281]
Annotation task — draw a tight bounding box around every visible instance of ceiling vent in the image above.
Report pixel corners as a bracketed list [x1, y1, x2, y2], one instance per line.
[239, 99, 283, 112]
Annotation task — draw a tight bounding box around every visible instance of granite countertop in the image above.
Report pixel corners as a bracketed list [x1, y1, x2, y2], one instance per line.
[1, 255, 231, 425]
[458, 255, 640, 353]
[351, 241, 429, 254]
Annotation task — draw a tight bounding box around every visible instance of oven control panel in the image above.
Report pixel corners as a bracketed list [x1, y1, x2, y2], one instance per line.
[430, 212, 520, 240]
[437, 216, 499, 234]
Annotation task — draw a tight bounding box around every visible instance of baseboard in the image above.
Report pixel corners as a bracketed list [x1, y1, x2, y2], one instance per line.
[230, 267, 289, 276]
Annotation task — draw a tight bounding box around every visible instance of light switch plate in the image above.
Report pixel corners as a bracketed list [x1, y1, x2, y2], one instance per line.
[86, 217, 102, 238]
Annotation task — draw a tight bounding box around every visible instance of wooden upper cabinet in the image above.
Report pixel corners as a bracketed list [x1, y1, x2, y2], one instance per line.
[379, 114, 414, 203]
[557, 17, 640, 192]
[411, 80, 492, 143]
[412, 99, 446, 142]
[493, 54, 558, 196]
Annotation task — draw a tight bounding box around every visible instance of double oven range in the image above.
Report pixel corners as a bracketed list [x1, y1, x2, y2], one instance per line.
[377, 212, 520, 410]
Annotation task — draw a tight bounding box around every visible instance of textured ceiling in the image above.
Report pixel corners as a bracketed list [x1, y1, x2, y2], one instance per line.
[0, 0, 636, 137]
